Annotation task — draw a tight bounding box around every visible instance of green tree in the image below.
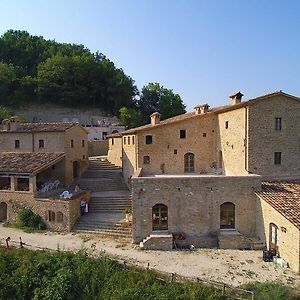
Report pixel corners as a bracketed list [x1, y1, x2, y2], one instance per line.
[119, 107, 143, 129]
[138, 82, 186, 121]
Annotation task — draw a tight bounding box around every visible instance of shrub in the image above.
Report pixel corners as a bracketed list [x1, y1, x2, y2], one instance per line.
[16, 208, 46, 230]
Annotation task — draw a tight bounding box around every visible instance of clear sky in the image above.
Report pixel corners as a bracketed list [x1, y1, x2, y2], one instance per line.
[1, 0, 300, 111]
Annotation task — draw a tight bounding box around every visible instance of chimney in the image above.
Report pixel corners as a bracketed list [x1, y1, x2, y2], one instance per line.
[2, 119, 10, 131]
[150, 112, 161, 125]
[194, 104, 210, 115]
[9, 116, 20, 131]
[229, 91, 244, 105]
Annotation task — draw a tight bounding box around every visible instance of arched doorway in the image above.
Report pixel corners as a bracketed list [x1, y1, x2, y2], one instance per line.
[152, 204, 168, 231]
[0, 202, 7, 222]
[269, 223, 279, 253]
[220, 202, 235, 229]
[184, 153, 195, 173]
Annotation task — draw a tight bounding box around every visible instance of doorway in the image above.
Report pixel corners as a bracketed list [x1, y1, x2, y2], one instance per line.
[0, 202, 7, 222]
[73, 161, 79, 179]
[184, 153, 195, 173]
[269, 223, 279, 253]
[152, 204, 168, 231]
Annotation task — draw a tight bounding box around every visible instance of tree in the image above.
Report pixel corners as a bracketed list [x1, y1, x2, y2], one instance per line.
[119, 107, 143, 129]
[138, 82, 186, 121]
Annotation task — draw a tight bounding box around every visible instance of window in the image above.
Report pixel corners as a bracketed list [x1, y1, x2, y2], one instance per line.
[269, 223, 279, 252]
[124, 137, 126, 144]
[39, 139, 44, 148]
[56, 211, 64, 223]
[102, 132, 108, 140]
[274, 152, 281, 165]
[71, 139, 74, 148]
[184, 153, 195, 173]
[203, 133, 207, 137]
[143, 155, 150, 164]
[180, 130, 186, 139]
[83, 155, 86, 159]
[47, 211, 56, 222]
[225, 121, 229, 129]
[112, 138, 114, 145]
[128, 136, 130, 145]
[16, 178, 29, 191]
[152, 204, 168, 231]
[82, 140, 85, 147]
[174, 149, 177, 154]
[146, 135, 153, 144]
[15, 140, 20, 149]
[132, 136, 135, 145]
[220, 202, 235, 229]
[275, 117, 282, 130]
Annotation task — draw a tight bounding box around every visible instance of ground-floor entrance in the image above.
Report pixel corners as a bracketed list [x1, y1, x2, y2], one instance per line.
[0, 202, 7, 222]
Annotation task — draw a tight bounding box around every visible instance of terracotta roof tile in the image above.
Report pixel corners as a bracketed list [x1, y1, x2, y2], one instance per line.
[0, 152, 65, 175]
[114, 91, 299, 136]
[256, 181, 300, 229]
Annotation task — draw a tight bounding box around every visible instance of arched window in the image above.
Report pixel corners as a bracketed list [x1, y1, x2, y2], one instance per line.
[146, 135, 153, 144]
[0, 202, 7, 222]
[269, 223, 279, 253]
[152, 204, 168, 231]
[56, 211, 64, 223]
[184, 153, 195, 173]
[220, 202, 235, 229]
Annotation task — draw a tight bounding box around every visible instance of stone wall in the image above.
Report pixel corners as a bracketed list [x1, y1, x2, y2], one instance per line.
[135, 115, 215, 176]
[216, 107, 248, 175]
[0, 190, 89, 231]
[248, 95, 300, 176]
[64, 124, 89, 185]
[132, 175, 261, 247]
[107, 137, 123, 167]
[122, 135, 137, 186]
[256, 196, 300, 273]
[88, 140, 109, 156]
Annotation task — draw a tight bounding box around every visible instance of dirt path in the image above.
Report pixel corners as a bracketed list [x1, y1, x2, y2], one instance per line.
[1, 224, 299, 287]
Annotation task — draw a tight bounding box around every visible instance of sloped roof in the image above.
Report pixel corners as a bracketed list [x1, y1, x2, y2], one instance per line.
[109, 91, 300, 137]
[1, 122, 78, 133]
[0, 152, 65, 175]
[256, 181, 300, 229]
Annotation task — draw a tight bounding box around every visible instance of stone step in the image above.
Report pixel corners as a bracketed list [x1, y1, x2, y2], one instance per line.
[73, 228, 131, 237]
[88, 208, 129, 213]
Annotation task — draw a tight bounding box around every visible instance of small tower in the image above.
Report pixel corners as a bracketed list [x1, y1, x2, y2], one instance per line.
[9, 116, 20, 131]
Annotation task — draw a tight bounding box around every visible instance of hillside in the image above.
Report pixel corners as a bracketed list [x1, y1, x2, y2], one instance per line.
[0, 30, 138, 115]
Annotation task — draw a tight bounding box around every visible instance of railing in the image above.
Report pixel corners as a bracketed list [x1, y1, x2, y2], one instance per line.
[1, 236, 254, 300]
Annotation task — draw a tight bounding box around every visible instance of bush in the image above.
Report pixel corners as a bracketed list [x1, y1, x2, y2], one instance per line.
[242, 282, 300, 300]
[16, 209, 46, 230]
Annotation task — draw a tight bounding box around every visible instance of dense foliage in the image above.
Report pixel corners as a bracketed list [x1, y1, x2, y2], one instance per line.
[0, 30, 138, 115]
[0, 30, 187, 127]
[0, 246, 230, 300]
[15, 209, 46, 231]
[119, 82, 186, 128]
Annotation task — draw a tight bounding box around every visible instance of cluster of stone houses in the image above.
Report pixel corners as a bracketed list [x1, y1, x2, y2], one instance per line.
[0, 117, 89, 231]
[0, 90, 300, 274]
[107, 91, 300, 273]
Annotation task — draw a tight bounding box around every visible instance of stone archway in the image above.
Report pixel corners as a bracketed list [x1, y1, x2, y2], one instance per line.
[0, 202, 8, 222]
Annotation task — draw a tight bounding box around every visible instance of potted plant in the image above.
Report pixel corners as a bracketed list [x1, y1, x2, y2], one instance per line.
[123, 208, 132, 222]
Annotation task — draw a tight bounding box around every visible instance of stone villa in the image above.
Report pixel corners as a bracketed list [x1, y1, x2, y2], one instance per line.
[0, 117, 89, 230]
[107, 91, 300, 273]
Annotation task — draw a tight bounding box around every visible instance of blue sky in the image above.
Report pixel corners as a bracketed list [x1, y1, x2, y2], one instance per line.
[1, 0, 300, 111]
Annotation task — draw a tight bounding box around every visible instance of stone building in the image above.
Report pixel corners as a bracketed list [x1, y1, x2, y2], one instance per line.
[107, 91, 300, 273]
[0, 118, 89, 231]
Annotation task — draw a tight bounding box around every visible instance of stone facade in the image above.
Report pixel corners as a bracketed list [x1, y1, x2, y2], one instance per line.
[0, 121, 89, 185]
[256, 197, 300, 273]
[132, 175, 261, 247]
[108, 91, 300, 183]
[0, 188, 90, 231]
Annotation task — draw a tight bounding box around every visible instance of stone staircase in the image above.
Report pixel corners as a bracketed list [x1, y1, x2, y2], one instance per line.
[73, 157, 132, 237]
